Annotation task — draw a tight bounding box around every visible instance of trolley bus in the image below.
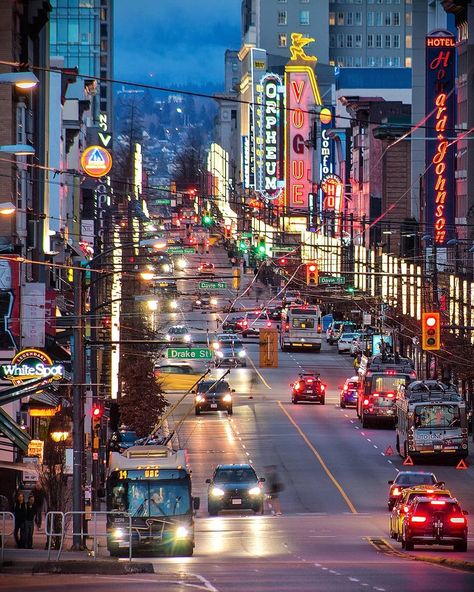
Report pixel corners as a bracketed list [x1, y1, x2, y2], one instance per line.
[279, 305, 322, 352]
[106, 445, 200, 556]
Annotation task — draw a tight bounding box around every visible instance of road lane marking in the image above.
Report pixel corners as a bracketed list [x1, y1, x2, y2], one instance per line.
[278, 401, 358, 514]
[247, 355, 272, 389]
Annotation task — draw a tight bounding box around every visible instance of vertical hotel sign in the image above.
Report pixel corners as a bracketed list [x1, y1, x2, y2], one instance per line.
[285, 33, 322, 211]
[425, 30, 456, 245]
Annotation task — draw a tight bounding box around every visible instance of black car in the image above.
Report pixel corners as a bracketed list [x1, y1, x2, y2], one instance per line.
[290, 372, 326, 405]
[402, 497, 468, 552]
[194, 379, 234, 415]
[387, 471, 439, 510]
[206, 464, 265, 516]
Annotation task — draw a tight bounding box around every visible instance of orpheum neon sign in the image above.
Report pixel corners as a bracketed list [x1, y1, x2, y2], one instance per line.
[425, 31, 456, 245]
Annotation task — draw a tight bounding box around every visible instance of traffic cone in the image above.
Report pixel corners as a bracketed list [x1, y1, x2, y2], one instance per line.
[384, 445, 394, 456]
[403, 455, 414, 466]
[456, 458, 468, 470]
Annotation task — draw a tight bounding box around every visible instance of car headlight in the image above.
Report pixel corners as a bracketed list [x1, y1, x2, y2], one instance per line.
[212, 342, 220, 350]
[223, 393, 232, 402]
[195, 395, 204, 403]
[216, 351, 224, 358]
[169, 300, 178, 310]
[113, 528, 125, 539]
[175, 525, 189, 539]
[162, 264, 171, 273]
[211, 487, 225, 498]
[195, 300, 202, 305]
[184, 334, 191, 342]
[166, 334, 171, 341]
[176, 258, 187, 270]
[248, 486, 262, 496]
[210, 298, 218, 305]
[238, 350, 246, 358]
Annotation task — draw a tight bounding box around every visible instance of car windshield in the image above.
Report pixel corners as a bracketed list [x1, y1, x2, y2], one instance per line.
[414, 404, 461, 429]
[169, 327, 188, 335]
[341, 333, 358, 340]
[395, 473, 435, 485]
[119, 431, 137, 444]
[214, 468, 257, 483]
[198, 381, 229, 393]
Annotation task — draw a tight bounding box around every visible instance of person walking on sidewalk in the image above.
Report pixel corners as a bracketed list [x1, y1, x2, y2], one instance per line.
[32, 481, 46, 529]
[22, 494, 36, 549]
[13, 492, 26, 547]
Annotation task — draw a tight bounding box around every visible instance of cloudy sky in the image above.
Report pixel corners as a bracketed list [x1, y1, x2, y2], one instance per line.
[114, 0, 241, 90]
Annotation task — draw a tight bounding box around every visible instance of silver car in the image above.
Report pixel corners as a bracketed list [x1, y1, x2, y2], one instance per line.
[337, 332, 361, 354]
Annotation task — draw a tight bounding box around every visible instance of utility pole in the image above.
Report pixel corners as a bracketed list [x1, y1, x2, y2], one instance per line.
[72, 259, 85, 549]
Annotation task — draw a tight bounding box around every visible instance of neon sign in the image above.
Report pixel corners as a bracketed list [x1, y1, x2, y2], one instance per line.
[289, 33, 317, 63]
[1, 349, 64, 386]
[425, 31, 455, 245]
[81, 145, 112, 178]
[285, 37, 322, 210]
[321, 173, 343, 212]
[255, 73, 284, 200]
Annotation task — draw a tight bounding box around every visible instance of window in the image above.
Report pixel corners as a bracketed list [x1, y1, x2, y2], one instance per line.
[393, 56, 400, 67]
[376, 34, 382, 48]
[354, 55, 362, 67]
[405, 34, 412, 49]
[337, 33, 344, 48]
[375, 12, 383, 25]
[368, 0, 374, 3]
[299, 10, 310, 25]
[278, 11, 287, 25]
[384, 56, 392, 67]
[405, 56, 412, 68]
[300, 0, 309, 3]
[385, 34, 391, 48]
[278, 33, 287, 47]
[355, 12, 362, 25]
[232, 62, 238, 71]
[329, 12, 335, 25]
[393, 34, 400, 48]
[392, 12, 400, 25]
[346, 56, 354, 67]
[337, 12, 344, 25]
[406, 12, 412, 26]
[384, 12, 391, 25]
[329, 34, 336, 48]
[368, 12, 374, 26]
[278, 0, 287, 2]
[367, 34, 374, 48]
[355, 34, 362, 48]
[346, 34, 353, 48]
[367, 56, 376, 67]
[346, 12, 353, 25]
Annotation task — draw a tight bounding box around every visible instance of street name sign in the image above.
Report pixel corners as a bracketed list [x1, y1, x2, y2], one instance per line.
[319, 276, 345, 285]
[199, 281, 227, 290]
[270, 246, 294, 252]
[167, 246, 196, 254]
[166, 348, 212, 360]
[152, 198, 171, 205]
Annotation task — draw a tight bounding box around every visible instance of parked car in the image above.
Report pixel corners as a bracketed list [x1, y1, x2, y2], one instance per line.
[206, 464, 265, 516]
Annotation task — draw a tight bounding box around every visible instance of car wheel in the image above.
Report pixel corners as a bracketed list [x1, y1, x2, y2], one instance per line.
[178, 542, 194, 557]
[338, 349, 343, 355]
[454, 541, 468, 552]
[292, 397, 298, 404]
[195, 408, 201, 416]
[227, 407, 233, 416]
[362, 415, 368, 428]
[340, 401, 346, 409]
[208, 505, 218, 517]
[404, 538, 414, 551]
[320, 398, 325, 405]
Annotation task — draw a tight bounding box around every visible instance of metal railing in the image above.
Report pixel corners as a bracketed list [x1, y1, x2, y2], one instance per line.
[0, 512, 14, 563]
[45, 510, 132, 561]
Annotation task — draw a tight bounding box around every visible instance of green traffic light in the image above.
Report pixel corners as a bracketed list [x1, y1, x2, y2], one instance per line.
[202, 215, 212, 225]
[347, 286, 355, 294]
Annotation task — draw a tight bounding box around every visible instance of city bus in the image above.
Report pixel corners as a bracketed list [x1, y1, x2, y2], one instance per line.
[106, 445, 200, 556]
[395, 380, 469, 460]
[357, 354, 417, 428]
[279, 305, 322, 352]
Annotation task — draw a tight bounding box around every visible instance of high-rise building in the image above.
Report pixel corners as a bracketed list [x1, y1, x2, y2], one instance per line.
[49, 0, 113, 121]
[329, 0, 412, 68]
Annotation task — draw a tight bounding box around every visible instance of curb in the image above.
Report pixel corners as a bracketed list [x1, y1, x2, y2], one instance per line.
[1, 560, 154, 575]
[411, 554, 474, 573]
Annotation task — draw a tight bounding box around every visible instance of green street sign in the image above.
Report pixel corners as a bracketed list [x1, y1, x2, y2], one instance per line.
[240, 232, 252, 238]
[152, 198, 171, 205]
[199, 281, 227, 290]
[166, 246, 196, 254]
[166, 348, 212, 360]
[270, 246, 294, 252]
[319, 276, 346, 285]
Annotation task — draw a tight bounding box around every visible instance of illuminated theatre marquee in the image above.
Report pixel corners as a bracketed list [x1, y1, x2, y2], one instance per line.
[285, 33, 322, 211]
[425, 31, 456, 245]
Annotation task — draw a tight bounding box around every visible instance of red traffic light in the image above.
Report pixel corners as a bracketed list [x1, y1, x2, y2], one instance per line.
[91, 404, 104, 420]
[421, 312, 440, 351]
[278, 257, 287, 265]
[308, 264, 317, 272]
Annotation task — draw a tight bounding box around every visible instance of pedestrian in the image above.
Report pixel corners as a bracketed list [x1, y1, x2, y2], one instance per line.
[264, 465, 284, 515]
[32, 481, 45, 529]
[353, 353, 362, 371]
[13, 492, 26, 548]
[22, 494, 36, 549]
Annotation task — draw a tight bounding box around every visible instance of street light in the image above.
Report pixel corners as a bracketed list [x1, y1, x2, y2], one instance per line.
[0, 71, 38, 89]
[0, 144, 35, 156]
[50, 430, 69, 443]
[0, 201, 16, 215]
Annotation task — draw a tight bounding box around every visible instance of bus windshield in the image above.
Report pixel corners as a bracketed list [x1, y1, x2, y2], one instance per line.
[292, 317, 315, 329]
[370, 374, 408, 394]
[414, 404, 461, 429]
[110, 480, 191, 517]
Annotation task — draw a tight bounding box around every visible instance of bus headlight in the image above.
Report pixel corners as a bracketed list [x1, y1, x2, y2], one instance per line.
[248, 486, 262, 496]
[211, 487, 225, 498]
[176, 525, 189, 539]
[238, 350, 246, 358]
[113, 528, 125, 539]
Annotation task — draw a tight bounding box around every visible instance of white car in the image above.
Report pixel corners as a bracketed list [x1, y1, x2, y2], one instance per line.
[337, 332, 361, 354]
[165, 325, 192, 344]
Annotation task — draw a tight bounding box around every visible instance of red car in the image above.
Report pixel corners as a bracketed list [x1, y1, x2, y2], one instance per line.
[198, 262, 215, 275]
[291, 372, 326, 405]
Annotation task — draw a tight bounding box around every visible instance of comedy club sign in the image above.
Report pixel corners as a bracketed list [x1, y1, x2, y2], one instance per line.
[1, 349, 64, 386]
[285, 33, 322, 211]
[425, 30, 456, 245]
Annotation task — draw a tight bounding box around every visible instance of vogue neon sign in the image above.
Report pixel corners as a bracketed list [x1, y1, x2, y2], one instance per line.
[425, 31, 455, 245]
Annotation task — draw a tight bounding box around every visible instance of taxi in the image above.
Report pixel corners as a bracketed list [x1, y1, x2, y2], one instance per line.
[154, 363, 203, 391]
[389, 484, 452, 541]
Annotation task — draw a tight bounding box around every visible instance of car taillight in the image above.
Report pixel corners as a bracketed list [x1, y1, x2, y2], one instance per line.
[266, 321, 272, 327]
[243, 321, 248, 327]
[306, 379, 313, 384]
[317, 324, 321, 332]
[425, 489, 435, 493]
[373, 393, 379, 397]
[403, 506, 410, 513]
[430, 500, 446, 506]
[363, 399, 369, 406]
[411, 516, 427, 523]
[320, 384, 325, 392]
[449, 517, 466, 524]
[386, 393, 394, 398]
[285, 323, 289, 330]
[392, 487, 401, 496]
[293, 382, 302, 391]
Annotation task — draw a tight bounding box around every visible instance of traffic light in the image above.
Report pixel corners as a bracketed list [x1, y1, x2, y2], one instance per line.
[346, 286, 355, 295]
[306, 262, 319, 286]
[278, 257, 287, 266]
[91, 404, 104, 425]
[422, 312, 441, 351]
[202, 212, 213, 226]
[238, 239, 248, 253]
[224, 224, 232, 239]
[257, 237, 266, 256]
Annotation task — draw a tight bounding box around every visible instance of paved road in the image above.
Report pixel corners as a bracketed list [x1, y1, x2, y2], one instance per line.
[1, 251, 473, 591]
